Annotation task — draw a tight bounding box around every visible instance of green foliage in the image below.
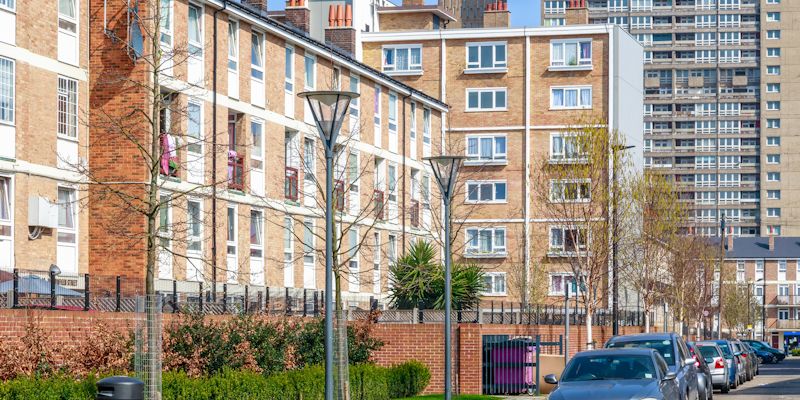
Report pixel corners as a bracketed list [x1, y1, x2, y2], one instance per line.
[292, 318, 384, 369]
[791, 349, 800, 357]
[390, 240, 486, 310]
[386, 360, 432, 399]
[0, 362, 429, 400]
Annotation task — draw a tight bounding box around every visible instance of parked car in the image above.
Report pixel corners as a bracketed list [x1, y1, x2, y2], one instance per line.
[702, 340, 744, 388]
[730, 340, 755, 381]
[694, 342, 731, 394]
[738, 340, 759, 377]
[605, 333, 699, 400]
[545, 349, 681, 400]
[687, 343, 713, 400]
[743, 339, 785, 363]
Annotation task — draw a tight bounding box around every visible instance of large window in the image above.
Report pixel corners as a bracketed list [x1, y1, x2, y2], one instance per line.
[187, 200, 202, 252]
[58, 0, 78, 62]
[466, 181, 506, 203]
[0, 177, 10, 237]
[227, 20, 238, 71]
[57, 77, 77, 138]
[549, 273, 575, 296]
[549, 226, 587, 254]
[382, 45, 422, 74]
[251, 31, 264, 80]
[187, 4, 202, 56]
[551, 86, 592, 109]
[349, 74, 359, 118]
[283, 216, 294, 287]
[483, 272, 506, 296]
[0, 0, 13, 10]
[466, 135, 506, 163]
[550, 179, 591, 202]
[302, 218, 314, 265]
[466, 42, 507, 71]
[466, 88, 507, 111]
[57, 187, 77, 246]
[550, 39, 592, 68]
[250, 210, 263, 259]
[304, 54, 316, 89]
[465, 227, 506, 256]
[159, 0, 173, 46]
[550, 133, 584, 161]
[251, 119, 264, 170]
[0, 57, 14, 124]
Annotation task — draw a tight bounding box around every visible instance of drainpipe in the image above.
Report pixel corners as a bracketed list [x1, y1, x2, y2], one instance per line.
[211, 1, 228, 301]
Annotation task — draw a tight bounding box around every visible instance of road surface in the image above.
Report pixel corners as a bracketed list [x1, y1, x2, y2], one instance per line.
[728, 357, 800, 399]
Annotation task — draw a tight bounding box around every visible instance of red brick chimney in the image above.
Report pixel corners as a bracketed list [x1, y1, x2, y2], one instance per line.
[769, 234, 775, 252]
[483, 0, 510, 28]
[285, 0, 311, 34]
[325, 4, 357, 55]
[727, 230, 734, 251]
[243, 0, 268, 15]
[565, 0, 589, 25]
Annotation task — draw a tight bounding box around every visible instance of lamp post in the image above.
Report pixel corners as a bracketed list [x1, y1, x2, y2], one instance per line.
[425, 155, 465, 400]
[611, 144, 634, 336]
[299, 90, 358, 400]
[49, 264, 61, 309]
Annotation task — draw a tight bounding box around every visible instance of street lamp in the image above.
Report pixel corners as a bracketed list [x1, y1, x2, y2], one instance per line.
[425, 155, 465, 400]
[49, 264, 61, 309]
[611, 144, 634, 336]
[299, 90, 358, 400]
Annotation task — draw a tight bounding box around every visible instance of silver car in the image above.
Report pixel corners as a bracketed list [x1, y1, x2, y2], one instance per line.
[695, 342, 730, 394]
[545, 348, 681, 400]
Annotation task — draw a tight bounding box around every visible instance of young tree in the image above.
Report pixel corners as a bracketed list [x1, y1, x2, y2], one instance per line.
[664, 235, 716, 336]
[532, 116, 630, 348]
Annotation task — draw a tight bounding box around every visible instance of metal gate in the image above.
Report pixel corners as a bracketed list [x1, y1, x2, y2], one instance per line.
[481, 334, 563, 396]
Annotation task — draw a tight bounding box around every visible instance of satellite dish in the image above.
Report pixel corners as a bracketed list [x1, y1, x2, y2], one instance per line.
[128, 1, 144, 59]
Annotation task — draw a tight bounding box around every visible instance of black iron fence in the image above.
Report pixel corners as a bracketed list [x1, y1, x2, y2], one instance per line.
[482, 334, 564, 396]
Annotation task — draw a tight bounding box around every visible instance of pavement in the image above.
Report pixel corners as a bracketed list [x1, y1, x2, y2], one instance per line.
[724, 356, 800, 399]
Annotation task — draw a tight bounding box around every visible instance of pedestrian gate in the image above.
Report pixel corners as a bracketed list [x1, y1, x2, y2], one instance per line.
[481, 334, 563, 396]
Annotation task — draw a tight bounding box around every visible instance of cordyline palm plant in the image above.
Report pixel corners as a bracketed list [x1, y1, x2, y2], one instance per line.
[389, 241, 485, 310]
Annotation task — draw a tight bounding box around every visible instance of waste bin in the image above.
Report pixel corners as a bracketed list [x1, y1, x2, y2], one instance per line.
[96, 376, 144, 400]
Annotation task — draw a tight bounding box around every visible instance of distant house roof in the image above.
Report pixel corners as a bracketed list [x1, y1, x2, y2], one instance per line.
[377, 5, 457, 21]
[714, 237, 800, 259]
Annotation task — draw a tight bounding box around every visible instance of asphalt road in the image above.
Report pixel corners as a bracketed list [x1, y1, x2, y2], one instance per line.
[725, 357, 800, 399]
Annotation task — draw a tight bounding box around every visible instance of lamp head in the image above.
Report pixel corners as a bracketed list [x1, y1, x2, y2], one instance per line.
[424, 155, 465, 198]
[298, 91, 359, 149]
[49, 264, 61, 276]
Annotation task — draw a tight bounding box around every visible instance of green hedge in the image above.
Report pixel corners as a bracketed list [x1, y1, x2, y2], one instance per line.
[0, 361, 429, 400]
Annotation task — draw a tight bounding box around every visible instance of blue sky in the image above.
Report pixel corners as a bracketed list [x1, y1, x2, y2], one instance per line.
[267, 1, 541, 27]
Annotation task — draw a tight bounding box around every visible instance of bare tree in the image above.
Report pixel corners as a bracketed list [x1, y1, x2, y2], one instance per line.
[531, 116, 630, 348]
[663, 235, 716, 337]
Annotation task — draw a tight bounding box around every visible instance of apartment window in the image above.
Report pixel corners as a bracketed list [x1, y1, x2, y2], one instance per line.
[550, 39, 592, 68]
[466, 42, 507, 70]
[283, 216, 293, 285]
[58, 0, 78, 64]
[768, 208, 781, 218]
[756, 260, 764, 280]
[226, 206, 237, 257]
[767, 101, 781, 111]
[227, 20, 238, 70]
[768, 172, 781, 182]
[159, 0, 173, 46]
[736, 261, 745, 282]
[466, 135, 506, 163]
[382, 45, 422, 73]
[549, 273, 575, 296]
[769, 226, 782, 236]
[302, 218, 314, 265]
[372, 232, 380, 294]
[0, 0, 13, 10]
[551, 179, 591, 202]
[304, 54, 316, 89]
[767, 154, 781, 164]
[349, 74, 359, 118]
[551, 133, 583, 161]
[347, 151, 359, 194]
[767, 190, 781, 200]
[549, 226, 587, 254]
[348, 229, 359, 292]
[766, 0, 779, 3]
[57, 187, 77, 244]
[767, 48, 781, 58]
[422, 107, 431, 155]
[251, 31, 264, 80]
[0, 57, 14, 124]
[483, 272, 506, 296]
[767, 83, 781, 93]
[551, 86, 592, 109]
[465, 227, 506, 256]
[250, 210, 263, 258]
[466, 181, 507, 203]
[251, 119, 264, 171]
[544, 18, 565, 26]
[57, 77, 78, 138]
[767, 66, 781, 75]
[388, 92, 398, 133]
[767, 30, 781, 40]
[187, 4, 202, 56]
[779, 309, 790, 320]
[767, 12, 781, 22]
[187, 200, 201, 252]
[466, 88, 507, 111]
[387, 234, 397, 265]
[767, 119, 781, 129]
[283, 46, 294, 94]
[0, 176, 10, 238]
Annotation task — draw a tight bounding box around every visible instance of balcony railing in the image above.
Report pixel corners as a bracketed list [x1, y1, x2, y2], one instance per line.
[160, 133, 178, 178]
[285, 167, 299, 201]
[373, 190, 385, 220]
[228, 152, 245, 191]
[410, 200, 420, 228]
[776, 320, 800, 330]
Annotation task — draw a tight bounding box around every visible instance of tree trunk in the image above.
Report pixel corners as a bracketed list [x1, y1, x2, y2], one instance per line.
[585, 303, 594, 349]
[644, 306, 651, 333]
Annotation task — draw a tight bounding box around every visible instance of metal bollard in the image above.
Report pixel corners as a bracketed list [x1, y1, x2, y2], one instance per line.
[96, 376, 144, 400]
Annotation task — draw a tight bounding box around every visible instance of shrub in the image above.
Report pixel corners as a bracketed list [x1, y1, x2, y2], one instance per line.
[292, 318, 384, 368]
[386, 360, 431, 399]
[0, 375, 96, 400]
[791, 349, 800, 357]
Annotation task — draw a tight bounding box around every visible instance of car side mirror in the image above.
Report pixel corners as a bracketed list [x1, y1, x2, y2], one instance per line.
[544, 374, 559, 385]
[685, 357, 696, 366]
[663, 372, 677, 381]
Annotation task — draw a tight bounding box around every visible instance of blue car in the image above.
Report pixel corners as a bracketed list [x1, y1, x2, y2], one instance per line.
[698, 340, 739, 389]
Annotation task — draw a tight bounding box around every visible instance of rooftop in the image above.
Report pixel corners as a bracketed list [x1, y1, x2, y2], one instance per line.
[715, 237, 800, 259]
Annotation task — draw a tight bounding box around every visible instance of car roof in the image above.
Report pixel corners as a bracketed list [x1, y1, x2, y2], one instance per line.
[575, 348, 658, 357]
[607, 333, 677, 342]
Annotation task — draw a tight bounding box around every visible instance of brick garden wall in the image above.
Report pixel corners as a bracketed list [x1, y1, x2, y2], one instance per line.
[0, 309, 650, 395]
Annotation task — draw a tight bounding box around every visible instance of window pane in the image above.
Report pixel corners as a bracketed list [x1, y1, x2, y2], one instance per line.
[479, 230, 492, 252]
[0, 177, 8, 221]
[565, 89, 577, 107]
[580, 88, 592, 106]
[552, 89, 563, 106]
[467, 138, 478, 155]
[396, 48, 409, 71]
[228, 22, 237, 61]
[495, 183, 506, 200]
[251, 33, 263, 68]
[383, 49, 394, 67]
[480, 45, 493, 68]
[284, 47, 293, 79]
[188, 6, 201, 44]
[188, 102, 201, 139]
[468, 46, 478, 64]
[283, 217, 292, 250]
[493, 230, 505, 248]
[495, 45, 506, 64]
[59, 0, 76, 18]
[467, 184, 478, 201]
[495, 137, 506, 156]
[410, 47, 421, 67]
[250, 211, 262, 246]
[495, 90, 506, 109]
[305, 57, 315, 87]
[227, 207, 235, 241]
[468, 91, 479, 109]
[480, 138, 493, 159]
[0, 58, 13, 123]
[57, 188, 75, 229]
[480, 91, 493, 109]
[480, 183, 492, 200]
[57, 77, 77, 138]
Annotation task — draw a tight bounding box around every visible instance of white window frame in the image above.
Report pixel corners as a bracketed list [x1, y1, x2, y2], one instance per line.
[550, 179, 591, 203]
[548, 225, 588, 255]
[159, 0, 173, 47]
[283, 216, 294, 287]
[226, 204, 237, 257]
[0, 0, 14, 11]
[304, 53, 316, 90]
[187, 3, 204, 57]
[186, 99, 204, 184]
[347, 228, 360, 292]
[464, 227, 507, 257]
[483, 272, 507, 296]
[465, 134, 507, 165]
[465, 181, 507, 204]
[302, 217, 315, 288]
[56, 185, 78, 271]
[465, 88, 507, 112]
[284, 45, 294, 93]
[349, 74, 360, 119]
[548, 273, 575, 296]
[227, 19, 238, 71]
[382, 44, 422, 75]
[767, 136, 780, 146]
[0, 57, 13, 125]
[550, 132, 586, 162]
[0, 176, 12, 255]
[250, 30, 264, 81]
[58, 0, 79, 65]
[465, 41, 508, 72]
[250, 209, 263, 260]
[550, 39, 592, 69]
[550, 86, 592, 109]
[422, 107, 431, 157]
[57, 76, 78, 140]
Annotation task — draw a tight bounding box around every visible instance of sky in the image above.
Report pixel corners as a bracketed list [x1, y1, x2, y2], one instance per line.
[267, 0, 541, 27]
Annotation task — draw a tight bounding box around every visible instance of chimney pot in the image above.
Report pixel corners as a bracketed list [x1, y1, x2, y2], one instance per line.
[328, 5, 335, 27]
[337, 4, 344, 27]
[345, 4, 353, 27]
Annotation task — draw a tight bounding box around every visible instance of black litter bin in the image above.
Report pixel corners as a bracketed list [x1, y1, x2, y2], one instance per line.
[96, 376, 144, 400]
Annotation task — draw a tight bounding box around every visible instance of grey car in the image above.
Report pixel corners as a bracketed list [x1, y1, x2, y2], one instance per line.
[606, 333, 699, 400]
[694, 342, 730, 394]
[545, 349, 680, 400]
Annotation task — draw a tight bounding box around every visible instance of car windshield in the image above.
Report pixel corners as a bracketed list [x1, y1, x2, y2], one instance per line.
[746, 341, 764, 349]
[562, 355, 657, 382]
[714, 343, 733, 357]
[697, 346, 719, 360]
[607, 339, 675, 366]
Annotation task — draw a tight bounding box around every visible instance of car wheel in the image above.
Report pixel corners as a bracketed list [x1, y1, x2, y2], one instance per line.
[721, 381, 730, 394]
[708, 382, 713, 400]
[731, 377, 738, 389]
[758, 356, 763, 364]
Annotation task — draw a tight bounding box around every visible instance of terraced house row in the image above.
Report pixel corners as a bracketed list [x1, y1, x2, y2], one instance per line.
[0, 0, 644, 307]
